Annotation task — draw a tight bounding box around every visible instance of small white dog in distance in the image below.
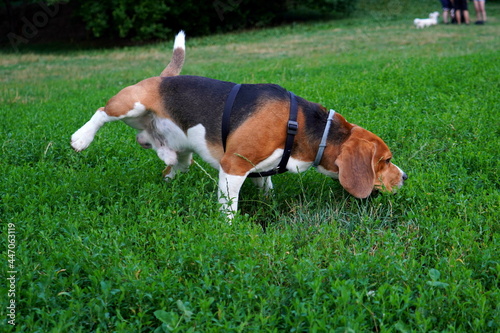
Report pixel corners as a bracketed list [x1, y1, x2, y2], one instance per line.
[414, 11, 440, 28]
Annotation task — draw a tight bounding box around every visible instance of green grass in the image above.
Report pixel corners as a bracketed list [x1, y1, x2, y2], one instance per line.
[1, 4, 500, 332]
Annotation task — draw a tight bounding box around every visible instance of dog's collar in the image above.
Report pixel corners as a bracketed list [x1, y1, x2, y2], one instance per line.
[221, 84, 298, 178]
[311, 109, 336, 168]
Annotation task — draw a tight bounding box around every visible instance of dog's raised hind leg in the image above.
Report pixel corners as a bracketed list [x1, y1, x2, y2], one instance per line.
[72, 100, 148, 152]
[71, 108, 119, 151]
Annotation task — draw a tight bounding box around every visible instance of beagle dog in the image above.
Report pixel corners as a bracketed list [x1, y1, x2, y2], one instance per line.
[71, 31, 407, 219]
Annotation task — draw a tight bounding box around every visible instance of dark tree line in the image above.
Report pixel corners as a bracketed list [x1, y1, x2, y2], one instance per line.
[1, 0, 357, 47]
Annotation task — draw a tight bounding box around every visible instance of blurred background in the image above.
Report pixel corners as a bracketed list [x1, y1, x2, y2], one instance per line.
[1, 0, 461, 49]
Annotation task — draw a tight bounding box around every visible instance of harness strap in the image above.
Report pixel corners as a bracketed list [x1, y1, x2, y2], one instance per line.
[247, 91, 298, 178]
[221, 84, 242, 152]
[221, 85, 298, 178]
[278, 92, 298, 172]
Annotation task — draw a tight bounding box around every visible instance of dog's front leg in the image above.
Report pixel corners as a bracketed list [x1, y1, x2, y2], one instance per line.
[218, 168, 246, 222]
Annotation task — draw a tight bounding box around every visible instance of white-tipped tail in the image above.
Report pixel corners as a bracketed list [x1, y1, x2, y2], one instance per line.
[160, 30, 186, 77]
[173, 30, 185, 50]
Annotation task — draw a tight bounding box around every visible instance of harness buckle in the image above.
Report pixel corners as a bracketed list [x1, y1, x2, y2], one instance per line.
[287, 120, 298, 135]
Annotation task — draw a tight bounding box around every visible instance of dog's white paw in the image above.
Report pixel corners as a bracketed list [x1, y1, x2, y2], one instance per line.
[157, 147, 178, 165]
[71, 129, 94, 152]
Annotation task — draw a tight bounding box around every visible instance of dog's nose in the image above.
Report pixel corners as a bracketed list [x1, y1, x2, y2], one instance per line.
[402, 172, 408, 182]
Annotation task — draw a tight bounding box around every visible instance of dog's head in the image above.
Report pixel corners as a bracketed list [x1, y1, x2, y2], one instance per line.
[429, 11, 440, 19]
[320, 126, 407, 198]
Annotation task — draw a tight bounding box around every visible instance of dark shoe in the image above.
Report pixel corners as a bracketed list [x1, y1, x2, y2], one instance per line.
[475, 21, 484, 25]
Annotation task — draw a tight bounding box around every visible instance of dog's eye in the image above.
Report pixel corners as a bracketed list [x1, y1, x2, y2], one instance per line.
[385, 158, 392, 164]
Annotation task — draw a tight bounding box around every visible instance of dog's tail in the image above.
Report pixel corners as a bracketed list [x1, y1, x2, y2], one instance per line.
[160, 31, 185, 77]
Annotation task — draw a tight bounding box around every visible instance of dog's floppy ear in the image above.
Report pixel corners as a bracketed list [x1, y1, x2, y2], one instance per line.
[335, 135, 375, 198]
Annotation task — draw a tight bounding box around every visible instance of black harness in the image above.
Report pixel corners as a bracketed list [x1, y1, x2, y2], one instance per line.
[221, 84, 298, 178]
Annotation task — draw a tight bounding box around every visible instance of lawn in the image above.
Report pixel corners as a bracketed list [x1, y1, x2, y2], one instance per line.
[1, 3, 499, 332]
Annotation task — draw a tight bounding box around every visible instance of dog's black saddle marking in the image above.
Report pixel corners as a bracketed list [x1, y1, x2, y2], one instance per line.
[221, 84, 298, 178]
